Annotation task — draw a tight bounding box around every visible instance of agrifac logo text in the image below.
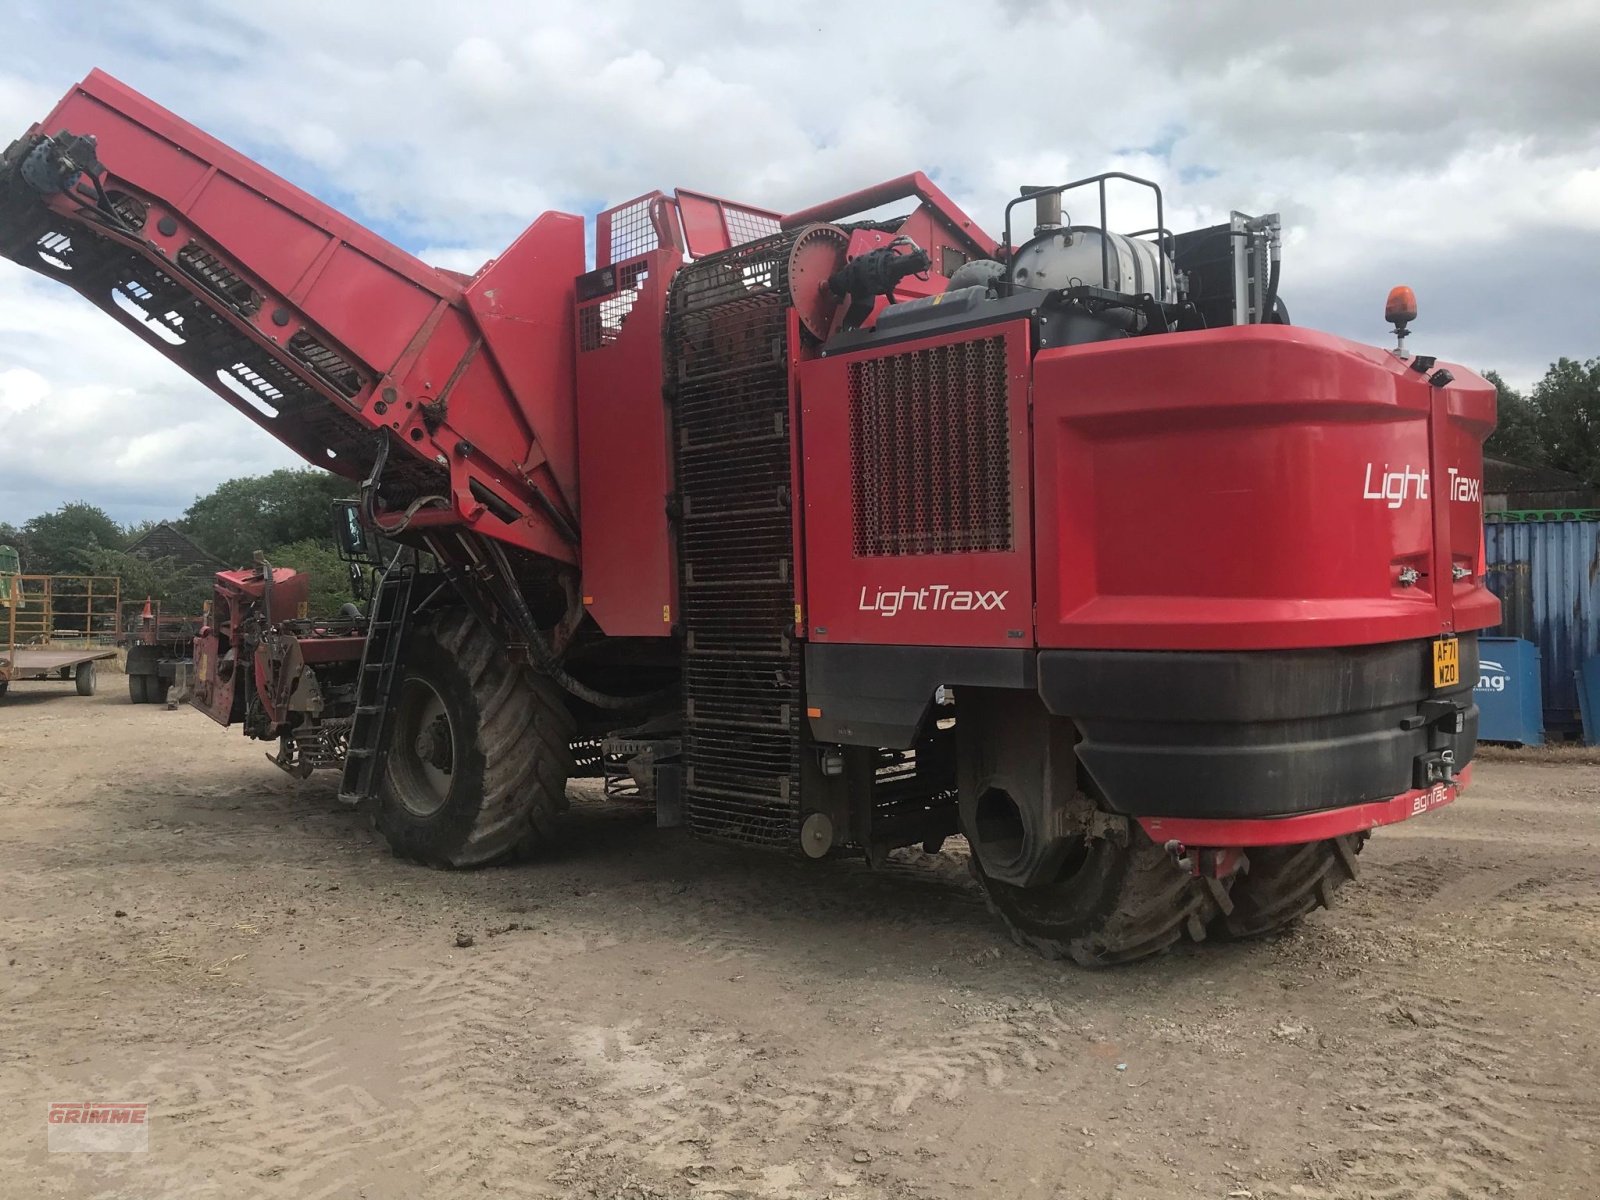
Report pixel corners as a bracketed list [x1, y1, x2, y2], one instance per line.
[859, 585, 1008, 617]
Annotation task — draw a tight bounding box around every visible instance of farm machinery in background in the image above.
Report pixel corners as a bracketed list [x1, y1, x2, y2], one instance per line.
[0, 71, 1498, 965]
[0, 560, 119, 700]
[123, 596, 205, 705]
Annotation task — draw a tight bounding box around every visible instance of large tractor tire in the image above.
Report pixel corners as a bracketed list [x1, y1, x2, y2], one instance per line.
[1211, 834, 1365, 940]
[375, 610, 575, 868]
[128, 673, 149, 703]
[969, 828, 1230, 968]
[74, 661, 97, 696]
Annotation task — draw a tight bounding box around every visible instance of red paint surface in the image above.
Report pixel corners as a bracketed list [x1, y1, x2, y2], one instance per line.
[1031, 326, 1500, 650]
[800, 323, 1036, 647]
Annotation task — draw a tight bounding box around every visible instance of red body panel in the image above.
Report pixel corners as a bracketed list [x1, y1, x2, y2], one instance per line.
[801, 323, 1036, 647]
[574, 249, 681, 636]
[461, 214, 586, 513]
[1031, 327, 1498, 651]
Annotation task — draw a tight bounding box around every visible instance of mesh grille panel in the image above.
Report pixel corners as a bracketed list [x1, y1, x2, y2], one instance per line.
[578, 261, 649, 352]
[849, 335, 1013, 557]
[667, 233, 802, 850]
[723, 206, 782, 248]
[607, 198, 660, 264]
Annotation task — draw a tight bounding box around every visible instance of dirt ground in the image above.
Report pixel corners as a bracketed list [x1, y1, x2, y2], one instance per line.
[2, 678, 1598, 1200]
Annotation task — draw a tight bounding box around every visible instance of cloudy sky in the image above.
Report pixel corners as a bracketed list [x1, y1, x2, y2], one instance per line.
[2, 0, 1597, 526]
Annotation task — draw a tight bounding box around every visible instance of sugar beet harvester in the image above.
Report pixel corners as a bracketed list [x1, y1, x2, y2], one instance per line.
[0, 72, 1498, 966]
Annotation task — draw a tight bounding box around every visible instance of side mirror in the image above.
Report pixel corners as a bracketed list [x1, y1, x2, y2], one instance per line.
[331, 500, 373, 563]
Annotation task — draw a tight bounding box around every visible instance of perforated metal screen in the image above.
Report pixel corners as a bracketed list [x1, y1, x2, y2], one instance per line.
[848, 335, 1013, 557]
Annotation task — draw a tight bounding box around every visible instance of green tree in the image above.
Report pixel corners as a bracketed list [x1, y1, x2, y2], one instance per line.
[263, 538, 356, 618]
[181, 469, 350, 565]
[1483, 370, 1546, 465]
[1529, 357, 1600, 487]
[21, 502, 123, 574]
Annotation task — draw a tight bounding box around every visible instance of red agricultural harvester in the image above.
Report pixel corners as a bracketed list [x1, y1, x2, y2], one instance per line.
[0, 71, 1499, 964]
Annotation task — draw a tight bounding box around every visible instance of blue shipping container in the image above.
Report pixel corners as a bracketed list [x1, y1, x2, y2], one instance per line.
[1484, 519, 1600, 735]
[1474, 637, 1544, 745]
[1580, 654, 1600, 745]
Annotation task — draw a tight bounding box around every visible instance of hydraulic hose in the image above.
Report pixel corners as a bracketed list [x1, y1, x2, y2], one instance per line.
[482, 540, 673, 712]
[1262, 257, 1282, 324]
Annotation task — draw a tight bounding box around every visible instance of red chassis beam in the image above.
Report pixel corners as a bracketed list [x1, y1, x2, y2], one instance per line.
[1138, 764, 1472, 848]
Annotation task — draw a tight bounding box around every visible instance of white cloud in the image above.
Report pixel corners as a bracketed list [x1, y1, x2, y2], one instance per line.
[0, 0, 1596, 523]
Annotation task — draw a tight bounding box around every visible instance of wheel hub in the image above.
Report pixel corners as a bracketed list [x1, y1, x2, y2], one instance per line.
[392, 679, 456, 818]
[414, 714, 453, 771]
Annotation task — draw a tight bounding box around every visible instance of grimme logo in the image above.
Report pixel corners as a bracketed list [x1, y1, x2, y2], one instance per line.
[47, 1101, 149, 1153]
[1362, 465, 1482, 508]
[1477, 659, 1508, 693]
[859, 585, 1008, 617]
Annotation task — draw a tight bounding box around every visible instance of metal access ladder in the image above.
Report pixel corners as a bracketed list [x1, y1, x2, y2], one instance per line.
[337, 564, 415, 806]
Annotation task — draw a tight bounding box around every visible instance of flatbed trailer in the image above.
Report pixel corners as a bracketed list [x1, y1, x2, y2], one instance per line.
[0, 572, 122, 699]
[0, 645, 115, 697]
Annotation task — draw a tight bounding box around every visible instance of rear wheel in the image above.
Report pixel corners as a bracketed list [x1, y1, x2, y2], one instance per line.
[969, 827, 1231, 968]
[375, 610, 575, 868]
[1211, 835, 1365, 940]
[75, 662, 97, 696]
[128, 673, 149, 703]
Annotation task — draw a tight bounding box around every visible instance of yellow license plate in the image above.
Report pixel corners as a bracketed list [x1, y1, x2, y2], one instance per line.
[1433, 637, 1460, 688]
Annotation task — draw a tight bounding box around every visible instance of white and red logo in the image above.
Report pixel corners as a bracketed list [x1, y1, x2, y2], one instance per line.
[859, 585, 1008, 617]
[1410, 782, 1454, 817]
[1362, 464, 1480, 508]
[47, 1102, 149, 1153]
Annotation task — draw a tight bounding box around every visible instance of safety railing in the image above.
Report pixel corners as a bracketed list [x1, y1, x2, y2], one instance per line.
[3, 575, 123, 652]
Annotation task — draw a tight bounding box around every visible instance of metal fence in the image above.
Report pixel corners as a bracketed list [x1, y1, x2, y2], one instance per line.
[3, 575, 123, 650]
[1484, 519, 1600, 734]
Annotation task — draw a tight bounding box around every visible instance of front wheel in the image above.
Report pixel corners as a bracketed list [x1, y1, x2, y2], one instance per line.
[969, 827, 1231, 968]
[1211, 835, 1365, 940]
[375, 610, 576, 868]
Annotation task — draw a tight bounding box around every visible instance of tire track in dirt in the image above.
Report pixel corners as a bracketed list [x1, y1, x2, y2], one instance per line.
[1253, 976, 1538, 1200]
[0, 925, 634, 1199]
